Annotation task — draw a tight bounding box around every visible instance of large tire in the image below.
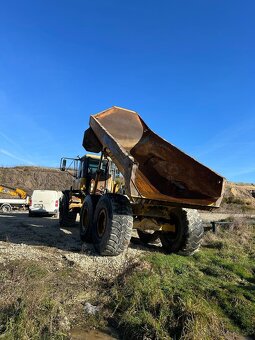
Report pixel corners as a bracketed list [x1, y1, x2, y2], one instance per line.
[160, 208, 204, 255]
[59, 192, 77, 228]
[92, 194, 133, 256]
[80, 195, 100, 243]
[137, 230, 160, 244]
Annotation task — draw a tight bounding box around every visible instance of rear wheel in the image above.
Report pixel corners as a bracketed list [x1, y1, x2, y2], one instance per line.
[80, 195, 100, 242]
[1, 204, 12, 213]
[92, 194, 133, 256]
[160, 208, 204, 255]
[59, 192, 77, 228]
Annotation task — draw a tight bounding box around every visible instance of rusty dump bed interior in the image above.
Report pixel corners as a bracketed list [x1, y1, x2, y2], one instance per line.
[83, 106, 225, 209]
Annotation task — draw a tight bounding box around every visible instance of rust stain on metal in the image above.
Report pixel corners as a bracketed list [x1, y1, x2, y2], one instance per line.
[84, 106, 225, 209]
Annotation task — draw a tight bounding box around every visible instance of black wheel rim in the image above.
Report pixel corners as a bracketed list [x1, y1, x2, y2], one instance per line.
[97, 209, 107, 237]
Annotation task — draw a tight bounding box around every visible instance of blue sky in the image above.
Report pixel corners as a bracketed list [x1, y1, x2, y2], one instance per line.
[0, 0, 254, 182]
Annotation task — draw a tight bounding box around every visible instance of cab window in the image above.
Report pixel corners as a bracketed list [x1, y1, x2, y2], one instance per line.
[87, 158, 100, 175]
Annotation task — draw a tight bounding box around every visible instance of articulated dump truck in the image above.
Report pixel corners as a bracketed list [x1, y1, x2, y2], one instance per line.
[60, 106, 225, 256]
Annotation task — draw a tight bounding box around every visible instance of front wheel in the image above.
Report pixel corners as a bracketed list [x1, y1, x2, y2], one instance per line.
[80, 195, 100, 243]
[160, 208, 204, 255]
[59, 192, 77, 228]
[92, 194, 133, 256]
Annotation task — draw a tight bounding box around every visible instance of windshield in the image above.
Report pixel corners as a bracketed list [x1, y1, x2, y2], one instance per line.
[88, 159, 100, 175]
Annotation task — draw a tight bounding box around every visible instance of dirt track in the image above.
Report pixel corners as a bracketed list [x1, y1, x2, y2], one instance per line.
[1, 211, 253, 270]
[1, 211, 254, 271]
[0, 212, 151, 281]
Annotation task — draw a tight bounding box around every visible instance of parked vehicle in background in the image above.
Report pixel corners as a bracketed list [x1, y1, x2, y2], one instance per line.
[0, 185, 28, 199]
[29, 190, 62, 217]
[0, 185, 30, 212]
[0, 197, 30, 213]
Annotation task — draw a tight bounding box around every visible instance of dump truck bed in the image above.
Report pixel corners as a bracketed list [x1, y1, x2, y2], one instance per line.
[83, 107, 225, 209]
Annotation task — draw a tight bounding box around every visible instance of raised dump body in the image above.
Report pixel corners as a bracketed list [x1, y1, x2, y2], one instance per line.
[83, 106, 225, 210]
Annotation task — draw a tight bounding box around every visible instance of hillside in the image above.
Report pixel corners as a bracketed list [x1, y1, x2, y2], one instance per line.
[0, 166, 73, 197]
[220, 181, 255, 212]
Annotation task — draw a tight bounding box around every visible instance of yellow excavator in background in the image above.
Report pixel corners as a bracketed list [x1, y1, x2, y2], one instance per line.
[0, 186, 28, 199]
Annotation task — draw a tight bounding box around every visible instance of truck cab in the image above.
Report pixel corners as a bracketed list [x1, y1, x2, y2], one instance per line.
[59, 154, 122, 228]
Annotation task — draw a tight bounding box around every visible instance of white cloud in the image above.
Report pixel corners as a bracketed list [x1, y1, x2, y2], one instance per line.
[0, 148, 35, 165]
[228, 167, 255, 178]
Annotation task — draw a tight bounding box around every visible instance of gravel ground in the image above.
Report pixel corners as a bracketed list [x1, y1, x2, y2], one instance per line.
[1, 210, 253, 279]
[0, 212, 151, 281]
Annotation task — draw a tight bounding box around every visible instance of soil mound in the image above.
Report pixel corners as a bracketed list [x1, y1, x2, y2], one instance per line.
[220, 182, 255, 212]
[0, 166, 73, 197]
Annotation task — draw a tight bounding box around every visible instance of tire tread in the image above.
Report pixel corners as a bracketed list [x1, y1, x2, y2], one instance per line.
[93, 194, 133, 256]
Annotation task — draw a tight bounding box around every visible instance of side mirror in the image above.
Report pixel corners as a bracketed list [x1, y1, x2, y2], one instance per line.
[61, 159, 67, 171]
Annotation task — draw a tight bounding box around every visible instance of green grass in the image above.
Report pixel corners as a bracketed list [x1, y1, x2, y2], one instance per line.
[0, 261, 69, 339]
[109, 222, 255, 339]
[0, 260, 105, 340]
